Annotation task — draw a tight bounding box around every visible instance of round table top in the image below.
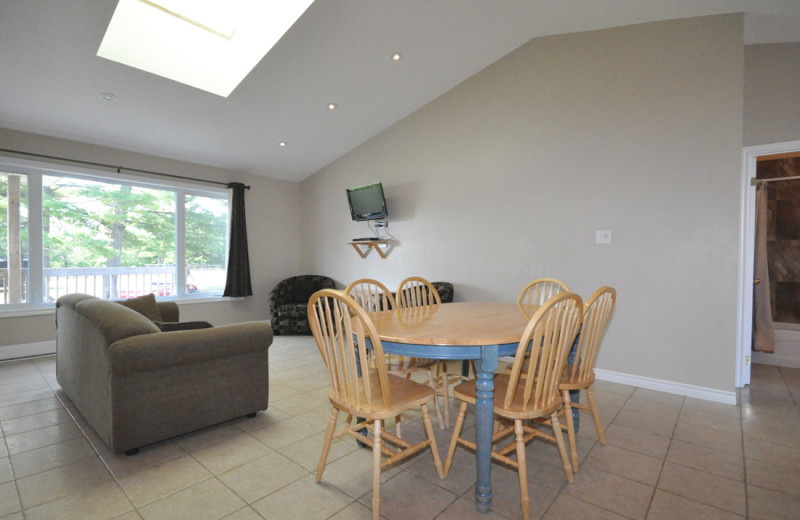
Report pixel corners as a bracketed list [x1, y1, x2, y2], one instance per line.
[369, 302, 531, 347]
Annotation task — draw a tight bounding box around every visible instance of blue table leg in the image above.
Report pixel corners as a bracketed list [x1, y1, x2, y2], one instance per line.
[475, 345, 498, 514]
[567, 333, 581, 432]
[355, 345, 367, 447]
[569, 390, 580, 430]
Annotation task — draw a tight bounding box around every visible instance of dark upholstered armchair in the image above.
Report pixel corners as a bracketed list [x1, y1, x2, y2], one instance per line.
[431, 281, 454, 303]
[269, 275, 335, 335]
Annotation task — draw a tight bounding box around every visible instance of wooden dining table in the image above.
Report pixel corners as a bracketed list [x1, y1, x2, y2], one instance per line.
[369, 302, 530, 514]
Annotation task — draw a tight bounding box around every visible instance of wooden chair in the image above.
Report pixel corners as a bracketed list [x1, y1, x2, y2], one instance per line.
[517, 278, 570, 312]
[346, 278, 397, 315]
[345, 278, 445, 433]
[444, 292, 583, 520]
[396, 276, 442, 308]
[309, 289, 444, 520]
[512, 278, 571, 372]
[560, 286, 616, 471]
[396, 276, 461, 428]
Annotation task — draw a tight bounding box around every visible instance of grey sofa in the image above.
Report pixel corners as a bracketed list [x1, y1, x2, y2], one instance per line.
[55, 293, 273, 454]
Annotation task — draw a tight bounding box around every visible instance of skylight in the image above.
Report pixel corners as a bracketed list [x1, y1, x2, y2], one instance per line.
[97, 0, 314, 97]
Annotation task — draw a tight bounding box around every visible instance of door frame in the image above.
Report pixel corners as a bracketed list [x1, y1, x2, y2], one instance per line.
[737, 139, 800, 387]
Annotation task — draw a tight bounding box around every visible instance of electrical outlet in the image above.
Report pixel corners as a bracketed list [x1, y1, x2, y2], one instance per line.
[595, 230, 612, 244]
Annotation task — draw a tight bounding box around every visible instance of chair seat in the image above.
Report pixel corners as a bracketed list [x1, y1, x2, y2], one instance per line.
[559, 371, 594, 391]
[515, 356, 595, 391]
[453, 374, 562, 420]
[330, 373, 437, 420]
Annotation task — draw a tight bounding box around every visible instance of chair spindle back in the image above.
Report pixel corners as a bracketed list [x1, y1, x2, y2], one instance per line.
[345, 279, 397, 314]
[308, 289, 392, 412]
[505, 292, 583, 412]
[396, 277, 441, 308]
[517, 278, 570, 308]
[563, 286, 616, 385]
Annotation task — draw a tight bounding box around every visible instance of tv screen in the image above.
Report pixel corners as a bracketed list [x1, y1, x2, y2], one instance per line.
[346, 182, 388, 221]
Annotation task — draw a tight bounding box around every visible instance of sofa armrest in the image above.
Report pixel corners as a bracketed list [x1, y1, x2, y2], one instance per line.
[76, 298, 160, 344]
[156, 301, 180, 322]
[153, 321, 212, 332]
[108, 322, 273, 376]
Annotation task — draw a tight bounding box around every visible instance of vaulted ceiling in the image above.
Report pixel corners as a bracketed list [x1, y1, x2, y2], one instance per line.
[1, 1, 798, 181]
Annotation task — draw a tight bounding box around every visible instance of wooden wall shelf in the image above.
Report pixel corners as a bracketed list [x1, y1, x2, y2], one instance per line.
[349, 240, 390, 259]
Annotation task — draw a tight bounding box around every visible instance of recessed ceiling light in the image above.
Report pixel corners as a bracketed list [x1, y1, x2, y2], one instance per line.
[391, 52, 402, 62]
[328, 103, 337, 110]
[279, 141, 287, 147]
[97, 0, 314, 97]
[100, 93, 116, 101]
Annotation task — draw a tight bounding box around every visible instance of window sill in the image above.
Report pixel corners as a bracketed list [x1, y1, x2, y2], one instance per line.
[0, 306, 55, 319]
[163, 296, 240, 305]
[0, 295, 241, 318]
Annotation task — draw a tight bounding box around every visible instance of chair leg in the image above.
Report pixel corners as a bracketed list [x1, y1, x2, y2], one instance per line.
[586, 386, 605, 444]
[420, 403, 445, 479]
[372, 419, 382, 520]
[550, 411, 574, 484]
[562, 389, 579, 472]
[514, 419, 530, 520]
[444, 401, 468, 476]
[427, 369, 445, 429]
[316, 407, 339, 482]
[394, 414, 402, 438]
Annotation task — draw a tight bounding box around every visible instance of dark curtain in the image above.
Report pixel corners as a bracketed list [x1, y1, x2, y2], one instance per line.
[223, 182, 253, 297]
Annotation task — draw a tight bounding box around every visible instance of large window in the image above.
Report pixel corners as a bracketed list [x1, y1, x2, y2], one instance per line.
[1, 159, 229, 309]
[0, 173, 29, 304]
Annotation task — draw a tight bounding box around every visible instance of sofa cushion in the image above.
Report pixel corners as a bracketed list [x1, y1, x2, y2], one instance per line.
[116, 294, 163, 322]
[154, 321, 213, 332]
[292, 279, 319, 304]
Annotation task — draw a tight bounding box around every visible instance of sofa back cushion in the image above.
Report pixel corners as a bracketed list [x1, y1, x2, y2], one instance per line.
[116, 294, 163, 322]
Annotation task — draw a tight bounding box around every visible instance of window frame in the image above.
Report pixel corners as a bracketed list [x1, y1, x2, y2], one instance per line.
[0, 155, 231, 314]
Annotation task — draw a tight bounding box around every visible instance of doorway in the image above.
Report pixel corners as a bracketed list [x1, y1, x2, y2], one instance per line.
[738, 140, 800, 387]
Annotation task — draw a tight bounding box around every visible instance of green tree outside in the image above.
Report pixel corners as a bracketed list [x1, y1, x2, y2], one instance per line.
[3, 173, 228, 300]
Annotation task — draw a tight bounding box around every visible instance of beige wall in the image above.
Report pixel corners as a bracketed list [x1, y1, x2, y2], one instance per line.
[0, 128, 302, 354]
[744, 43, 800, 147]
[300, 15, 744, 392]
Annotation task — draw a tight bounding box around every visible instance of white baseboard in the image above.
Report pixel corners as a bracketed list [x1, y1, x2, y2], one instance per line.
[494, 358, 736, 405]
[0, 340, 56, 362]
[594, 368, 737, 405]
[751, 351, 800, 369]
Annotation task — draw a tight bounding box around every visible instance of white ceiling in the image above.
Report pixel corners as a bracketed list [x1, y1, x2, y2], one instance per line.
[1, 1, 799, 182]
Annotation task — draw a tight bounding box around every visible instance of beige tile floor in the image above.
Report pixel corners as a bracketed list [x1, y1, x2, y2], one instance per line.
[1, 335, 799, 519]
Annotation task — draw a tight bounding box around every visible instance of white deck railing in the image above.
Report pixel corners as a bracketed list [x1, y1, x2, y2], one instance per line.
[1, 266, 177, 303]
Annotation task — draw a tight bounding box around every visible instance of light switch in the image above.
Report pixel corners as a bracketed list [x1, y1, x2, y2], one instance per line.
[595, 230, 612, 244]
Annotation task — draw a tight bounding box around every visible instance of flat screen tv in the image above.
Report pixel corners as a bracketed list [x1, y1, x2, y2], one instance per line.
[346, 182, 388, 221]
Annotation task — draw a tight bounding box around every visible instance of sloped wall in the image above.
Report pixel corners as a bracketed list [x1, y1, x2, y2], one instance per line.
[300, 15, 744, 393]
